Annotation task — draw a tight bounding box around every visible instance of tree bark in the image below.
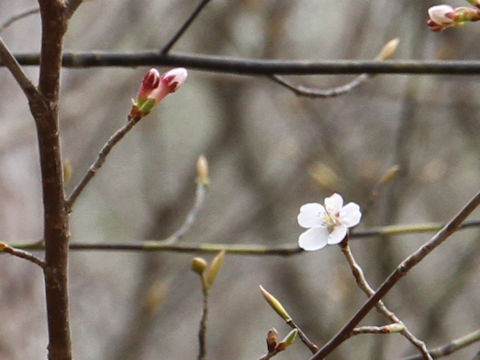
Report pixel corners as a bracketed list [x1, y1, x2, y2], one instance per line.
[33, 1, 71, 359]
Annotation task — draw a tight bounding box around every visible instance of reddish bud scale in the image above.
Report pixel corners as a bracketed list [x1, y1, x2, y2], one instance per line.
[161, 75, 180, 93]
[143, 70, 160, 90]
[266, 328, 278, 352]
[132, 67, 188, 118]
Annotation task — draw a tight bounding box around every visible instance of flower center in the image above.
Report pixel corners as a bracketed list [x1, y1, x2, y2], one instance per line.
[318, 210, 341, 231]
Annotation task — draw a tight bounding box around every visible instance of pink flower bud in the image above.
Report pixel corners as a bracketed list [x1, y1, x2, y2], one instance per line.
[137, 69, 161, 104]
[132, 67, 188, 117]
[428, 5, 455, 26]
[161, 68, 188, 94]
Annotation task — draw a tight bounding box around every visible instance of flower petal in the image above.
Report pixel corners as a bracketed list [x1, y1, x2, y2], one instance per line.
[339, 202, 362, 227]
[298, 227, 329, 251]
[428, 5, 455, 25]
[297, 203, 326, 228]
[327, 225, 347, 244]
[324, 193, 343, 214]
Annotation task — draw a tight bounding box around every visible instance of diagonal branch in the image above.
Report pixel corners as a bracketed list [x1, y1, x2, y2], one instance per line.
[341, 242, 431, 359]
[309, 190, 480, 360]
[401, 329, 480, 360]
[0, 37, 41, 101]
[66, 115, 142, 211]
[159, 180, 208, 244]
[160, 0, 212, 55]
[0, 242, 45, 268]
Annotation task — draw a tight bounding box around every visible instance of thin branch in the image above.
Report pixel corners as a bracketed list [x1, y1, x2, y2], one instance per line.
[341, 242, 431, 359]
[66, 115, 142, 211]
[402, 329, 480, 360]
[197, 286, 208, 360]
[0, 242, 45, 268]
[270, 38, 399, 98]
[161, 180, 208, 244]
[269, 73, 369, 98]
[352, 325, 402, 335]
[5, 52, 480, 74]
[160, 0, 212, 55]
[351, 219, 480, 238]
[0, 7, 39, 34]
[9, 218, 480, 254]
[0, 37, 41, 101]
[286, 319, 319, 353]
[310, 191, 480, 360]
[66, 242, 303, 256]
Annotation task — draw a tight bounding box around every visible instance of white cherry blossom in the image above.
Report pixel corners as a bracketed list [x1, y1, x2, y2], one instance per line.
[297, 193, 362, 251]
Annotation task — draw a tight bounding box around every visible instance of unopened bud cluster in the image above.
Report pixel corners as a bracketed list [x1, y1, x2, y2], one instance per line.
[427, 4, 480, 31]
[130, 67, 188, 118]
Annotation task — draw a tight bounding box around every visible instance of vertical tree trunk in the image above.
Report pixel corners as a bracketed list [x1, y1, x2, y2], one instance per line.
[32, 1, 71, 359]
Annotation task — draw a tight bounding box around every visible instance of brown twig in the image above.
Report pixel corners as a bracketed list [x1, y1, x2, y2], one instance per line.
[66, 115, 142, 211]
[197, 286, 208, 360]
[310, 191, 480, 360]
[286, 319, 319, 353]
[340, 242, 431, 359]
[0, 37, 40, 100]
[0, 242, 45, 268]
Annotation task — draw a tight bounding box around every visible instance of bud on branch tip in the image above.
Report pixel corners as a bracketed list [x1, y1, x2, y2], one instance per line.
[130, 67, 188, 118]
[259, 285, 292, 321]
[427, 5, 480, 31]
[196, 155, 210, 186]
[205, 250, 226, 290]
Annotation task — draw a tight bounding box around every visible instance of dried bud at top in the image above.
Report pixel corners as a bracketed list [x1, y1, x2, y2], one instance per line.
[376, 38, 399, 61]
[196, 155, 210, 186]
[379, 165, 401, 185]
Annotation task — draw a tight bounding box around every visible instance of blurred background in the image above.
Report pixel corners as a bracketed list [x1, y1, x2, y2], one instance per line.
[0, 0, 479, 359]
